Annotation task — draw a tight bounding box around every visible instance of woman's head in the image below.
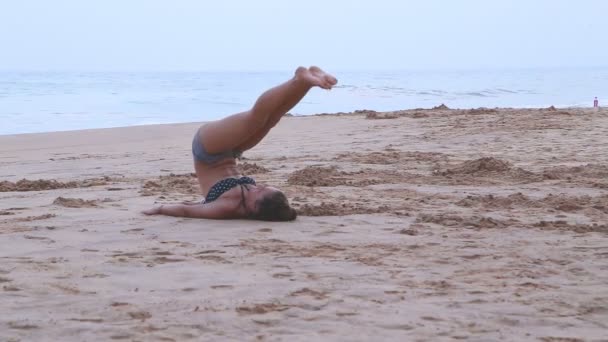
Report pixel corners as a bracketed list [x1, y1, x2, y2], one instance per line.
[245, 186, 297, 221]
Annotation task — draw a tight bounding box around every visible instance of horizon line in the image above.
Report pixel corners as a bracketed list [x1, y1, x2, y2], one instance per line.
[1, 65, 607, 73]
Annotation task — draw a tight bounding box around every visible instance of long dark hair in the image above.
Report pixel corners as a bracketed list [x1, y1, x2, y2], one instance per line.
[253, 191, 297, 221]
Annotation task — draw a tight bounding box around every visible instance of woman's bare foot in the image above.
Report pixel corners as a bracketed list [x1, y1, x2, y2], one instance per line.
[309, 66, 338, 89]
[295, 66, 338, 89]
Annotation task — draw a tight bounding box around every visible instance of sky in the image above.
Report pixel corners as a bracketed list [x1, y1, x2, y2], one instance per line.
[1, 0, 607, 71]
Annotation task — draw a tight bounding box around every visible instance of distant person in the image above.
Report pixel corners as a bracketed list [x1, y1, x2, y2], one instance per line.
[143, 66, 337, 221]
[594, 97, 599, 108]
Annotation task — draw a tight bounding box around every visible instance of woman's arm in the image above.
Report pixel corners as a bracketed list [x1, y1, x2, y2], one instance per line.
[142, 200, 237, 219]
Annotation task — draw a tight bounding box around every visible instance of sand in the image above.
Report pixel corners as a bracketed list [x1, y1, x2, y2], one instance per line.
[1, 107, 607, 341]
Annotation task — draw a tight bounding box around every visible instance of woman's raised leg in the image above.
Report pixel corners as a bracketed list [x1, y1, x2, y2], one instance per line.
[234, 66, 337, 151]
[199, 66, 337, 154]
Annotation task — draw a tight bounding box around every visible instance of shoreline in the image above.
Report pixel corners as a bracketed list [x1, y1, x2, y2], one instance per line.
[1, 105, 604, 138]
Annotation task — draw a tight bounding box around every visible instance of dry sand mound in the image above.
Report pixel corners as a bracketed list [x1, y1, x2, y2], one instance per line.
[295, 201, 392, 216]
[0, 178, 108, 192]
[287, 166, 349, 187]
[403, 151, 450, 163]
[542, 164, 608, 189]
[417, 211, 607, 234]
[541, 194, 608, 213]
[443, 157, 513, 174]
[236, 303, 290, 315]
[140, 173, 198, 196]
[433, 104, 450, 110]
[436, 157, 540, 183]
[237, 162, 269, 175]
[467, 108, 498, 115]
[456, 193, 534, 209]
[411, 111, 430, 118]
[287, 166, 399, 187]
[534, 221, 608, 234]
[53, 197, 98, 208]
[543, 164, 608, 180]
[334, 150, 448, 166]
[417, 213, 513, 229]
[365, 111, 399, 120]
[457, 193, 608, 214]
[12, 214, 56, 222]
[334, 151, 401, 164]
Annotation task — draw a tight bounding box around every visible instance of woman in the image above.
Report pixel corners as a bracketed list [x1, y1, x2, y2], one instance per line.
[142, 66, 337, 221]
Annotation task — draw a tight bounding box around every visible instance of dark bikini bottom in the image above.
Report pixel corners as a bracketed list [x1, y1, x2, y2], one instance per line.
[192, 129, 242, 165]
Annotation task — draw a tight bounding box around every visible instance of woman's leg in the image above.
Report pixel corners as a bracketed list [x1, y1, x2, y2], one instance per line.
[234, 67, 337, 151]
[199, 66, 337, 154]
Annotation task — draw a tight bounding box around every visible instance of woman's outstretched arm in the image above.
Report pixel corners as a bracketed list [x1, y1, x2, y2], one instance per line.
[142, 200, 237, 219]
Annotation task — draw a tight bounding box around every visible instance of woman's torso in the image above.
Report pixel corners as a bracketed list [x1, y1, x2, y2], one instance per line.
[193, 158, 242, 197]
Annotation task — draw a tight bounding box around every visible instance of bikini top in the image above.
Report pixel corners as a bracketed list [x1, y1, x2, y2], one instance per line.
[204, 176, 256, 203]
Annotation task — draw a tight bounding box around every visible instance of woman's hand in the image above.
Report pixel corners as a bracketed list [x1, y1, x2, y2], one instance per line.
[142, 205, 163, 215]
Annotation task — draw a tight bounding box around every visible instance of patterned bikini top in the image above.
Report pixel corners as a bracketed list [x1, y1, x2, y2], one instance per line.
[204, 176, 256, 203]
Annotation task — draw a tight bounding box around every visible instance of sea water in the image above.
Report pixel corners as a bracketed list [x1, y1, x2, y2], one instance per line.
[1, 67, 606, 135]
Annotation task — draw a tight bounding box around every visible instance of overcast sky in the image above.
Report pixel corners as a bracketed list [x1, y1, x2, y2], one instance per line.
[1, 0, 607, 71]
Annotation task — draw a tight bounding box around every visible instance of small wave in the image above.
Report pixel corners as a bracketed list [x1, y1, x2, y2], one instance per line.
[335, 84, 357, 89]
[517, 89, 539, 95]
[496, 88, 518, 94]
[379, 86, 406, 91]
[416, 91, 442, 97]
[457, 92, 490, 98]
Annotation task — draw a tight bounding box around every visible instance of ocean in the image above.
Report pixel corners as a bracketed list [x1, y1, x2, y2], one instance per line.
[1, 67, 606, 135]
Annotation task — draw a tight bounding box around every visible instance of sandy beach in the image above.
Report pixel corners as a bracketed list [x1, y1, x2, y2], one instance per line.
[1, 107, 607, 341]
